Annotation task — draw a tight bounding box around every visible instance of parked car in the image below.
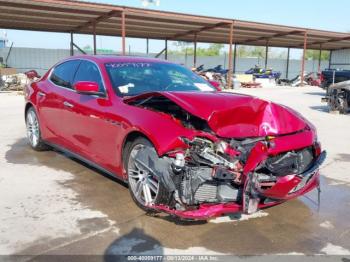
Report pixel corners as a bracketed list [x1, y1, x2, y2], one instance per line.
[24, 56, 326, 220]
[322, 80, 350, 114]
[321, 69, 350, 89]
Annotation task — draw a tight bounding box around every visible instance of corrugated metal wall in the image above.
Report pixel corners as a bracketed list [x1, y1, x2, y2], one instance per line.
[331, 49, 350, 70]
[0, 47, 328, 78]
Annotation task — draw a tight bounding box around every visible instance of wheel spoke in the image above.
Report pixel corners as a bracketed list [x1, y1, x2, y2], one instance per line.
[135, 180, 143, 198]
[128, 144, 161, 206]
[147, 178, 158, 193]
[128, 172, 140, 179]
[134, 158, 157, 177]
[143, 184, 153, 204]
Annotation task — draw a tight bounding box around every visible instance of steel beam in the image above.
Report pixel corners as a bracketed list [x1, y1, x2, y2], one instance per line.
[121, 11, 126, 55]
[306, 35, 350, 48]
[70, 32, 74, 56]
[170, 22, 230, 40]
[165, 39, 168, 60]
[265, 40, 269, 69]
[93, 22, 97, 55]
[193, 33, 197, 67]
[318, 45, 322, 73]
[146, 38, 149, 55]
[286, 47, 290, 79]
[240, 30, 303, 45]
[300, 31, 307, 86]
[73, 10, 121, 32]
[233, 44, 237, 73]
[227, 22, 234, 89]
[329, 50, 333, 69]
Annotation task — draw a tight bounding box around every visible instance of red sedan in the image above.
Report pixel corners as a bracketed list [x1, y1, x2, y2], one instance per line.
[24, 56, 326, 220]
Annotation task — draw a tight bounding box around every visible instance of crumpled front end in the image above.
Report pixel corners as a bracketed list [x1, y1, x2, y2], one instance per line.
[148, 130, 325, 219]
[125, 92, 326, 220]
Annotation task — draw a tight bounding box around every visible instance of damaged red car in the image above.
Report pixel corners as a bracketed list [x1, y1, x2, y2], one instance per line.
[24, 56, 326, 220]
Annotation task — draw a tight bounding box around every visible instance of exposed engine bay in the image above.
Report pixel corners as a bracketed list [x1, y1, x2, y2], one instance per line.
[126, 94, 326, 217]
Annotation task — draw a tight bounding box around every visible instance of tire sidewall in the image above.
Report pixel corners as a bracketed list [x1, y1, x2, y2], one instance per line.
[26, 107, 47, 151]
[125, 137, 171, 213]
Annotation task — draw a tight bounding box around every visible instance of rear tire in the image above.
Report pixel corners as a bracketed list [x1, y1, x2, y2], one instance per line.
[25, 107, 49, 151]
[125, 137, 172, 213]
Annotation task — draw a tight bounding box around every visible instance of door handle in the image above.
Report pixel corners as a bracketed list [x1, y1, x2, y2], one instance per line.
[63, 101, 74, 108]
[38, 91, 46, 97]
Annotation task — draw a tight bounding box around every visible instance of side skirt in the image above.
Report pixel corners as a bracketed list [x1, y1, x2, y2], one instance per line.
[44, 141, 127, 184]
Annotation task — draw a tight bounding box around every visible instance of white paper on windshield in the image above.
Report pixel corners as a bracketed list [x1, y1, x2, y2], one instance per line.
[194, 83, 213, 91]
[118, 83, 135, 94]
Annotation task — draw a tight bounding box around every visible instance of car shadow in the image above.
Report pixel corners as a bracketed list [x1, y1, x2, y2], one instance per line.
[5, 137, 127, 188]
[5, 137, 206, 225]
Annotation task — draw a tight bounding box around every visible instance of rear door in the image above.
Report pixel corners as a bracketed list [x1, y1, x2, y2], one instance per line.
[37, 60, 81, 147]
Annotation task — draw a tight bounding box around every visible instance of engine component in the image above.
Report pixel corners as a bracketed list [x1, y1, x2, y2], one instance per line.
[186, 137, 239, 169]
[172, 153, 185, 172]
[194, 182, 218, 203]
[217, 184, 238, 202]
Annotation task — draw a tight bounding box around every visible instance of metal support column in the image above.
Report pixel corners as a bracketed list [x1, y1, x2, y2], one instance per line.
[121, 11, 126, 55]
[227, 21, 234, 89]
[165, 39, 168, 60]
[70, 32, 74, 56]
[193, 33, 197, 68]
[286, 47, 290, 79]
[146, 38, 149, 55]
[318, 45, 322, 73]
[300, 31, 307, 86]
[93, 23, 97, 55]
[233, 44, 237, 73]
[264, 40, 269, 69]
[329, 50, 333, 69]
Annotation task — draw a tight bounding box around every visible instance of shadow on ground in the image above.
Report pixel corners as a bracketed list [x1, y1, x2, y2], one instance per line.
[309, 105, 329, 113]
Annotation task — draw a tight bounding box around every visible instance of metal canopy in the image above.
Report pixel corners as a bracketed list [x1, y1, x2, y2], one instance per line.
[0, 0, 350, 51]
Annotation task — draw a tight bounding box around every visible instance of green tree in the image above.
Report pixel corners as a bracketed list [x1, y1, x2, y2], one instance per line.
[170, 42, 224, 56]
[305, 50, 330, 60]
[83, 44, 92, 51]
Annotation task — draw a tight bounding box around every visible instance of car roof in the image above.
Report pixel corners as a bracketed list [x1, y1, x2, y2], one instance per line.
[67, 55, 173, 65]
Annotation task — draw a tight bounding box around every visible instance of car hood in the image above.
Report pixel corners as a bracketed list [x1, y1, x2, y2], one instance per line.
[124, 91, 307, 138]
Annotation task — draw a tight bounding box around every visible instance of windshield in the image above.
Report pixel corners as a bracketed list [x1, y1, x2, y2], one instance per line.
[105, 62, 215, 96]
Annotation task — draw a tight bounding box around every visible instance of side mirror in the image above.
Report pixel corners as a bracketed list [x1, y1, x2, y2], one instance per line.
[74, 81, 103, 96]
[25, 70, 40, 79]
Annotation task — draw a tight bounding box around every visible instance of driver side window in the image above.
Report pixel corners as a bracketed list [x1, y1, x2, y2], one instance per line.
[73, 61, 105, 94]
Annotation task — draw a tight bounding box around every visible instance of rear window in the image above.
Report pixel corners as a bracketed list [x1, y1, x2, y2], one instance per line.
[105, 62, 214, 96]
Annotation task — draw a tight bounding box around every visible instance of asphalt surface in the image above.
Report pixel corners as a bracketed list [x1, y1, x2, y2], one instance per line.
[0, 87, 350, 259]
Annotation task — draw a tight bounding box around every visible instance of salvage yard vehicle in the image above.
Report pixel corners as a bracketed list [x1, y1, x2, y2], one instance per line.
[322, 80, 350, 114]
[245, 66, 281, 80]
[321, 69, 350, 89]
[24, 56, 326, 220]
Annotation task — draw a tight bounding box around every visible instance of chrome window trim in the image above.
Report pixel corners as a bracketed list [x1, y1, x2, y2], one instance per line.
[48, 58, 109, 99]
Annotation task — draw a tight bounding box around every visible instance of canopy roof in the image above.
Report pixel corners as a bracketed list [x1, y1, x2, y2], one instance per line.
[0, 0, 350, 50]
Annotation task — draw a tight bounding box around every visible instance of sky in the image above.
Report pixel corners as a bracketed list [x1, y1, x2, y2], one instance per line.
[2, 0, 350, 56]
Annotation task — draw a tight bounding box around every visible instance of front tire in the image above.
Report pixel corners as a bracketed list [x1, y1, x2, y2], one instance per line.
[125, 137, 172, 213]
[25, 107, 49, 151]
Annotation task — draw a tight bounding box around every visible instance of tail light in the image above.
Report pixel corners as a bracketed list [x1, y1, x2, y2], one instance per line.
[314, 141, 322, 157]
